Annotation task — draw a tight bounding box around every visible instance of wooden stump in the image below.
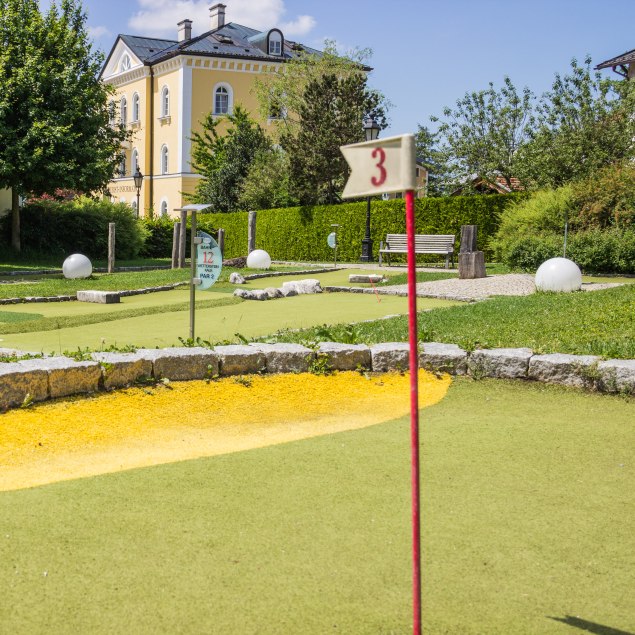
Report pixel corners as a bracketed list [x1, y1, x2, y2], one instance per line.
[459, 251, 486, 279]
[460, 225, 478, 253]
[171, 222, 180, 269]
[248, 211, 256, 254]
[107, 223, 115, 274]
[217, 228, 225, 257]
[179, 210, 187, 268]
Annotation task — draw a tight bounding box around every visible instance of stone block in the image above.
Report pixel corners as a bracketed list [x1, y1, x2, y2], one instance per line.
[281, 279, 322, 295]
[528, 353, 601, 389]
[214, 345, 266, 376]
[0, 362, 49, 409]
[77, 290, 121, 304]
[20, 356, 101, 398]
[598, 359, 635, 394]
[349, 274, 384, 284]
[249, 343, 314, 373]
[316, 342, 371, 371]
[370, 342, 410, 372]
[229, 272, 246, 284]
[91, 352, 154, 389]
[137, 347, 218, 381]
[264, 287, 283, 299]
[420, 342, 468, 375]
[468, 348, 533, 379]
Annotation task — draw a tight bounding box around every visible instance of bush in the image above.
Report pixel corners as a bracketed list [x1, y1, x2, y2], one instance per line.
[193, 193, 522, 262]
[502, 228, 635, 274]
[0, 197, 146, 260]
[140, 217, 176, 258]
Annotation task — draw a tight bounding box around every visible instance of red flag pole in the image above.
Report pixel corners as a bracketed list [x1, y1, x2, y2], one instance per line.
[405, 188, 421, 635]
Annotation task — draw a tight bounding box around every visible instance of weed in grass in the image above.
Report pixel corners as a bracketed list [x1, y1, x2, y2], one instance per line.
[308, 352, 334, 376]
[63, 347, 94, 362]
[233, 375, 253, 388]
[178, 336, 213, 348]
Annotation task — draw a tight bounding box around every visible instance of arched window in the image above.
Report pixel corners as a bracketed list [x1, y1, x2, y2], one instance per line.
[213, 83, 232, 115]
[132, 93, 140, 122]
[120, 54, 131, 73]
[118, 154, 126, 177]
[131, 200, 137, 213]
[160, 200, 168, 217]
[131, 148, 139, 173]
[161, 86, 170, 117]
[108, 100, 116, 126]
[268, 30, 283, 56]
[160, 145, 169, 175]
[120, 96, 128, 126]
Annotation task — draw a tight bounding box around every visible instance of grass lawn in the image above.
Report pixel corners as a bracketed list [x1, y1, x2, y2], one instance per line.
[0, 378, 633, 634]
[264, 285, 635, 359]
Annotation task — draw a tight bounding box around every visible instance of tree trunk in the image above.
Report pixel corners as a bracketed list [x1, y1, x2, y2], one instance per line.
[460, 225, 478, 253]
[108, 223, 116, 273]
[11, 189, 20, 253]
[459, 252, 486, 279]
[248, 211, 256, 254]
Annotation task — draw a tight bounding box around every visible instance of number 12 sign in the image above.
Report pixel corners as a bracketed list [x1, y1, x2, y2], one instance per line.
[340, 133, 416, 199]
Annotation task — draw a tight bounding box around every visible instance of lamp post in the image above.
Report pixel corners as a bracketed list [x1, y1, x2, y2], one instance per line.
[360, 115, 380, 262]
[133, 167, 143, 218]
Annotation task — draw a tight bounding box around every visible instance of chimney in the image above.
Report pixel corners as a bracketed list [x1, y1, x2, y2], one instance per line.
[177, 19, 192, 42]
[210, 3, 226, 30]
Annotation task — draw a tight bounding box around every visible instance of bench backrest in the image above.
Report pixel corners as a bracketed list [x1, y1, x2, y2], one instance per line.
[386, 233, 455, 251]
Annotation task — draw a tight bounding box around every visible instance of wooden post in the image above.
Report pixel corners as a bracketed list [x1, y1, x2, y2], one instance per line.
[458, 224, 486, 279]
[248, 211, 256, 254]
[179, 209, 187, 268]
[172, 222, 181, 269]
[217, 228, 225, 258]
[107, 223, 116, 273]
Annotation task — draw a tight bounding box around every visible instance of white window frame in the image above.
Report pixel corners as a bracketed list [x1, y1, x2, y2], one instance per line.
[118, 154, 126, 177]
[132, 93, 140, 122]
[131, 148, 139, 174]
[160, 145, 169, 175]
[213, 82, 233, 116]
[120, 54, 131, 73]
[120, 96, 128, 126]
[160, 199, 168, 217]
[268, 31, 282, 56]
[161, 86, 170, 118]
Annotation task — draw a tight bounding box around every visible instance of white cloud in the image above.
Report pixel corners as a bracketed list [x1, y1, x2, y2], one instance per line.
[128, 0, 316, 40]
[88, 25, 111, 40]
[280, 15, 316, 38]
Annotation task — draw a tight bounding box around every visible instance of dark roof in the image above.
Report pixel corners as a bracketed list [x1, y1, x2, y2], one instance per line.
[102, 22, 323, 76]
[595, 48, 635, 71]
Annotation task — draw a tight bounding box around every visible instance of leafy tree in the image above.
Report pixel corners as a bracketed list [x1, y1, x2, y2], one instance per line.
[427, 77, 534, 193]
[281, 71, 387, 205]
[0, 0, 128, 251]
[237, 147, 296, 211]
[517, 57, 635, 188]
[415, 125, 448, 197]
[190, 106, 270, 212]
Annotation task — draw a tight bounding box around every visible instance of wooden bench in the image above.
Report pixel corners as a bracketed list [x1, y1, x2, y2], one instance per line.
[378, 234, 455, 268]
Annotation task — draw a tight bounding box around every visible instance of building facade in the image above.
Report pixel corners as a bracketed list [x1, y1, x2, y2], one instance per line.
[101, 3, 318, 217]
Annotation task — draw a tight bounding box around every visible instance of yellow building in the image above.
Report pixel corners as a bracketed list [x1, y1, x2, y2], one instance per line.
[101, 3, 319, 218]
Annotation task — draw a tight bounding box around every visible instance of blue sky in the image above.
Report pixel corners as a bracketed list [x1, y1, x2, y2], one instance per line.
[78, 0, 635, 136]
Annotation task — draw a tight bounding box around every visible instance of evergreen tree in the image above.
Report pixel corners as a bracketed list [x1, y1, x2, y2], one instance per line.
[0, 0, 128, 251]
[190, 106, 270, 212]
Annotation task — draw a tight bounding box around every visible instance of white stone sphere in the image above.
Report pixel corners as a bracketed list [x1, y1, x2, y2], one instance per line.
[246, 249, 271, 270]
[62, 253, 93, 279]
[535, 257, 582, 292]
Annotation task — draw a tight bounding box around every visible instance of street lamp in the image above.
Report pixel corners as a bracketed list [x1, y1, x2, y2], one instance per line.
[360, 115, 380, 262]
[133, 167, 143, 218]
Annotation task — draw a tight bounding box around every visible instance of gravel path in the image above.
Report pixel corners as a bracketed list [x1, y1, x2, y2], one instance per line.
[327, 274, 624, 302]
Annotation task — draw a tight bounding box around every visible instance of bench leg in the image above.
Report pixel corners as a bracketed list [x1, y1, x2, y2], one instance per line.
[445, 254, 449, 269]
[379, 252, 382, 266]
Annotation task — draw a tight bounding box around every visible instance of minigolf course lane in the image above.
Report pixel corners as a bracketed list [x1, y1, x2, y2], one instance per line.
[1, 370, 451, 492]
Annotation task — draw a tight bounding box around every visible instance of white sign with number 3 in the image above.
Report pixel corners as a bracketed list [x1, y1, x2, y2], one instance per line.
[340, 133, 416, 199]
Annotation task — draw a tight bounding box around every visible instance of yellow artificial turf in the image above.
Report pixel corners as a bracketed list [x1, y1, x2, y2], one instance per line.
[0, 370, 451, 491]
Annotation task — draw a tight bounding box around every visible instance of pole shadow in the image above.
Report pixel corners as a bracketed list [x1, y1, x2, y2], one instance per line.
[549, 615, 634, 635]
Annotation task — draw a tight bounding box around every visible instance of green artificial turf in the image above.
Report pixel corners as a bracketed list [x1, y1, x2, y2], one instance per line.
[0, 311, 43, 324]
[0, 292, 456, 352]
[264, 285, 635, 359]
[0, 379, 633, 634]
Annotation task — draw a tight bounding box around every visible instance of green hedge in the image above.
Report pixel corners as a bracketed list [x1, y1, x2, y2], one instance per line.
[194, 194, 522, 262]
[503, 229, 635, 274]
[0, 198, 146, 260]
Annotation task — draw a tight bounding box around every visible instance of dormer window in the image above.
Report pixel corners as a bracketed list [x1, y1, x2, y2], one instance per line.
[120, 54, 131, 73]
[268, 30, 283, 56]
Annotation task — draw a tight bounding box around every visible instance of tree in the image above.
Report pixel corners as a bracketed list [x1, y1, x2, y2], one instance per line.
[237, 147, 296, 211]
[427, 77, 534, 193]
[0, 0, 128, 251]
[414, 125, 448, 197]
[517, 57, 635, 188]
[190, 106, 270, 212]
[281, 71, 387, 205]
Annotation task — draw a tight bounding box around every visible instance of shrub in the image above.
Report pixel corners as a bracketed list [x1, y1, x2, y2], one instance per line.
[140, 217, 176, 258]
[0, 197, 146, 260]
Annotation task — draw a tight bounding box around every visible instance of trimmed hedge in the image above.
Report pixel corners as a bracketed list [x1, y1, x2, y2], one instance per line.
[0, 199, 146, 260]
[192, 194, 522, 262]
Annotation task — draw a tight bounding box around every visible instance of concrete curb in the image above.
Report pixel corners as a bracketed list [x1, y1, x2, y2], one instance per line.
[1, 342, 633, 411]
